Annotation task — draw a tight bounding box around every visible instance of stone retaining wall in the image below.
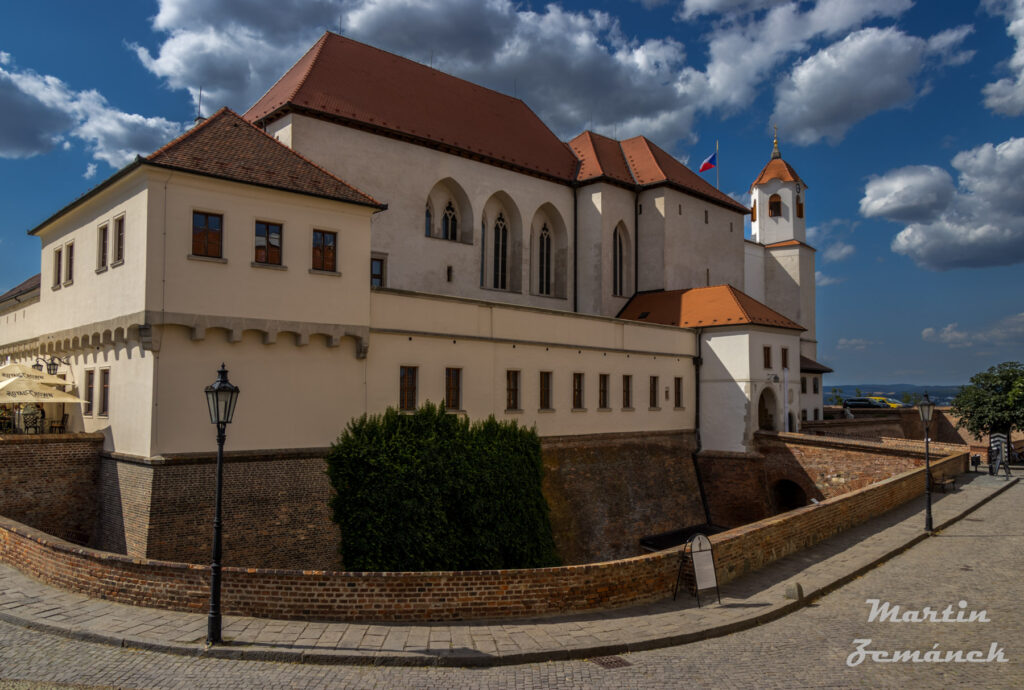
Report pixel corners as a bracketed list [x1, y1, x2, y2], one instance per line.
[0, 448, 967, 622]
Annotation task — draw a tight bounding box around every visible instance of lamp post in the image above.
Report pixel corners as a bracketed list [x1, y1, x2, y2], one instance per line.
[917, 392, 935, 533]
[204, 364, 239, 646]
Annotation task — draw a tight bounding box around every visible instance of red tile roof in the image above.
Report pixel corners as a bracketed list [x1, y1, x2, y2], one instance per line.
[765, 239, 815, 251]
[750, 157, 806, 191]
[148, 108, 382, 208]
[800, 355, 833, 374]
[245, 32, 580, 182]
[569, 131, 635, 186]
[620, 137, 749, 213]
[618, 285, 804, 331]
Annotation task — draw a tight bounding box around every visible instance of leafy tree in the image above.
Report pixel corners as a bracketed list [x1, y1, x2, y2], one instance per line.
[950, 362, 1024, 440]
[828, 388, 844, 405]
[900, 391, 923, 406]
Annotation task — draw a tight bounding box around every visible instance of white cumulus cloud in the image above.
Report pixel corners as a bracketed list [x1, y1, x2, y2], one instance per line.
[822, 240, 854, 262]
[837, 337, 878, 350]
[982, 0, 1024, 115]
[869, 137, 1024, 270]
[815, 270, 843, 286]
[923, 313, 1024, 348]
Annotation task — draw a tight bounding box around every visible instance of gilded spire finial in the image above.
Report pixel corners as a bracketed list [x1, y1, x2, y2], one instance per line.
[771, 125, 781, 160]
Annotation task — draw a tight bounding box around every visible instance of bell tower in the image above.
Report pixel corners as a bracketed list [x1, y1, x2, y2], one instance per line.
[750, 130, 806, 245]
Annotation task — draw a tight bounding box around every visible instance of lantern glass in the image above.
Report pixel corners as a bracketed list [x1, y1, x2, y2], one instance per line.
[204, 364, 240, 425]
[917, 393, 935, 424]
[46, 360, 60, 376]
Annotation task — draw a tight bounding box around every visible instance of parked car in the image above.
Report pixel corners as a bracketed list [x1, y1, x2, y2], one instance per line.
[868, 396, 909, 408]
[842, 397, 891, 408]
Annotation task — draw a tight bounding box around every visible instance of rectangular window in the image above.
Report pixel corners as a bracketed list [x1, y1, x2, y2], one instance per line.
[801, 377, 807, 394]
[801, 409, 808, 422]
[399, 366, 417, 411]
[97, 224, 109, 270]
[312, 229, 337, 272]
[539, 371, 552, 410]
[763, 346, 772, 369]
[622, 375, 632, 409]
[445, 367, 461, 410]
[113, 215, 125, 264]
[370, 256, 386, 287]
[254, 221, 282, 265]
[506, 370, 520, 410]
[782, 347, 789, 370]
[813, 408, 820, 421]
[598, 374, 609, 409]
[649, 376, 659, 408]
[192, 211, 223, 258]
[674, 377, 683, 408]
[813, 377, 819, 395]
[572, 373, 584, 410]
[64, 242, 74, 284]
[53, 247, 62, 288]
[98, 368, 110, 416]
[84, 370, 95, 416]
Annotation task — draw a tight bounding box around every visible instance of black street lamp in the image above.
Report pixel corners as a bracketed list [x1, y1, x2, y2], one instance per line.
[204, 364, 240, 646]
[917, 392, 936, 533]
[33, 355, 69, 375]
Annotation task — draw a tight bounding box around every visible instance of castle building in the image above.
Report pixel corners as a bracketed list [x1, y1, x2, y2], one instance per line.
[0, 33, 829, 459]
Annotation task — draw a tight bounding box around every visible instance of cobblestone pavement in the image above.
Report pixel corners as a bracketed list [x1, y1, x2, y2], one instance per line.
[0, 478, 1021, 688]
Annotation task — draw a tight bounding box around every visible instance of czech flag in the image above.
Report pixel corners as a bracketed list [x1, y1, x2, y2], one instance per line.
[699, 152, 716, 173]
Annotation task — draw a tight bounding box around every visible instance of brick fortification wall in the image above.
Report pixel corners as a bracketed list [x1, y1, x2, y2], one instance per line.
[0, 434, 104, 545]
[0, 448, 966, 622]
[699, 432, 945, 528]
[804, 409, 969, 446]
[98, 451, 341, 571]
[541, 431, 702, 564]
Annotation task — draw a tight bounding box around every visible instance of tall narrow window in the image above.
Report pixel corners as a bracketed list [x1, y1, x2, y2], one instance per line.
[97, 224, 109, 270]
[622, 375, 632, 409]
[506, 370, 520, 410]
[751, 200, 757, 222]
[674, 377, 683, 408]
[782, 347, 789, 370]
[445, 368, 462, 410]
[813, 408, 820, 421]
[649, 376, 659, 409]
[801, 377, 807, 394]
[64, 243, 74, 284]
[370, 256, 386, 287]
[763, 346, 772, 369]
[424, 203, 432, 237]
[612, 227, 625, 296]
[538, 224, 552, 296]
[312, 230, 337, 272]
[98, 369, 110, 416]
[801, 409, 808, 422]
[769, 194, 782, 217]
[704, 209, 709, 224]
[572, 373, 584, 410]
[493, 213, 508, 290]
[539, 371, 552, 410]
[813, 377, 819, 395]
[53, 247, 62, 288]
[399, 366, 417, 411]
[192, 211, 223, 258]
[84, 370, 95, 416]
[442, 201, 458, 241]
[254, 221, 282, 265]
[113, 216, 125, 264]
[599, 374, 609, 409]
[796, 196, 804, 218]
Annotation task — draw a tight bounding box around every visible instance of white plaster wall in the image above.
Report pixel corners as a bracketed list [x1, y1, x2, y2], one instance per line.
[637, 191, 666, 292]
[743, 241, 766, 303]
[764, 246, 804, 329]
[279, 114, 577, 312]
[0, 302, 43, 348]
[662, 188, 746, 292]
[574, 182, 636, 316]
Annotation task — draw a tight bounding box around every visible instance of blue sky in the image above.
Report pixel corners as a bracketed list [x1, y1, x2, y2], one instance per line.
[2, 1, 1022, 385]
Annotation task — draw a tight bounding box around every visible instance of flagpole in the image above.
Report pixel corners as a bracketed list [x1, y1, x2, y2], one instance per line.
[715, 139, 719, 190]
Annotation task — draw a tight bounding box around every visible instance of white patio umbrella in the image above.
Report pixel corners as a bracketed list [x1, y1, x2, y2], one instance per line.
[0, 362, 68, 386]
[0, 376, 82, 404]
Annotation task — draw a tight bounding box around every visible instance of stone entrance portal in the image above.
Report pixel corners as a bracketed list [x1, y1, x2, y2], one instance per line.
[771, 479, 808, 513]
[757, 388, 777, 431]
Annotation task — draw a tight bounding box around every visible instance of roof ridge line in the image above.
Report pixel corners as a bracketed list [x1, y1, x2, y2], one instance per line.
[727, 284, 755, 323]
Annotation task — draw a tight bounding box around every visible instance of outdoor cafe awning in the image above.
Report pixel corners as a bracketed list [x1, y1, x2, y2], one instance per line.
[0, 362, 68, 386]
[0, 377, 82, 404]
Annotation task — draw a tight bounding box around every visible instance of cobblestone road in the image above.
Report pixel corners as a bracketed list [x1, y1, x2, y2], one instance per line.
[1, 482, 1021, 688]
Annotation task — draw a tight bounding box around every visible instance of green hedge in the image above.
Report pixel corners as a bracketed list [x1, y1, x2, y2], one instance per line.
[325, 402, 560, 572]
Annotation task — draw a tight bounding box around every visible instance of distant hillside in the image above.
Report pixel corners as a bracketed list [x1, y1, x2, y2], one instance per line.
[825, 384, 963, 406]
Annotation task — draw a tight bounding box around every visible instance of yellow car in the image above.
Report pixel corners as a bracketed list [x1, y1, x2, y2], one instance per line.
[868, 396, 906, 408]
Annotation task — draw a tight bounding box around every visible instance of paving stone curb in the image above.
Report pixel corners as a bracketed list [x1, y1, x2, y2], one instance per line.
[0, 476, 1016, 668]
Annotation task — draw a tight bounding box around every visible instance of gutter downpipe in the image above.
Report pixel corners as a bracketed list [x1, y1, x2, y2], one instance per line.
[572, 185, 579, 312]
[634, 188, 640, 295]
[691, 327, 712, 524]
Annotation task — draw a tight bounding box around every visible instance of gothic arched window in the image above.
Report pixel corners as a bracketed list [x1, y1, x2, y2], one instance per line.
[493, 213, 508, 290]
[612, 227, 625, 296]
[424, 203, 432, 237]
[442, 201, 458, 241]
[538, 224, 552, 295]
[768, 194, 782, 217]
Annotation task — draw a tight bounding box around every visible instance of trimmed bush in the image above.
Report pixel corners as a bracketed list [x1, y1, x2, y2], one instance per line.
[325, 402, 560, 571]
